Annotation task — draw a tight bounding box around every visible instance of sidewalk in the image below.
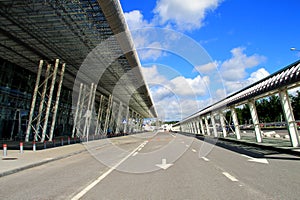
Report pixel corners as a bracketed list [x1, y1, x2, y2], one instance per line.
[0, 143, 87, 177]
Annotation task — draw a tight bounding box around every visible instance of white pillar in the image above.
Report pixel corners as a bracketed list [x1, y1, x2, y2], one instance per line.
[211, 113, 218, 137]
[219, 111, 227, 138]
[196, 118, 200, 134]
[248, 100, 262, 143]
[115, 102, 123, 133]
[204, 116, 210, 136]
[279, 89, 299, 147]
[200, 117, 205, 135]
[231, 107, 241, 140]
[123, 106, 129, 133]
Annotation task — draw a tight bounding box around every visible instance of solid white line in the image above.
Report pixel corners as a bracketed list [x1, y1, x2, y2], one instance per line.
[201, 157, 210, 161]
[222, 172, 238, 182]
[71, 142, 146, 200]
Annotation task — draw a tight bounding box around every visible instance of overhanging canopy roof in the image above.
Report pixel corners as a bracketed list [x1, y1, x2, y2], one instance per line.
[0, 0, 157, 118]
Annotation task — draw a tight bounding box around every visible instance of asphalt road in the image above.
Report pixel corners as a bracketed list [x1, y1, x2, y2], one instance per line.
[0, 131, 299, 200]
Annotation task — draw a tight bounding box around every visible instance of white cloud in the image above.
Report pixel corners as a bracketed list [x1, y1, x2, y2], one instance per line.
[225, 68, 270, 94]
[141, 65, 167, 84]
[124, 10, 152, 30]
[195, 61, 218, 73]
[220, 47, 266, 81]
[141, 65, 211, 120]
[247, 68, 270, 84]
[153, 0, 222, 31]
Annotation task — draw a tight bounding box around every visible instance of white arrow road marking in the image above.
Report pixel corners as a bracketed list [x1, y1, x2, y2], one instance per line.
[156, 158, 173, 170]
[241, 155, 269, 164]
[222, 172, 238, 182]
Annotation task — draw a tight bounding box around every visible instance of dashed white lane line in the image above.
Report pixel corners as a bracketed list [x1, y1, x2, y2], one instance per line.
[192, 149, 197, 153]
[132, 152, 138, 157]
[222, 172, 238, 182]
[185, 144, 189, 147]
[201, 157, 210, 161]
[71, 141, 147, 200]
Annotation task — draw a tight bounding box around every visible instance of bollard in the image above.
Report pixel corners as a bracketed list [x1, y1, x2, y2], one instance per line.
[68, 137, 70, 145]
[44, 141, 47, 149]
[20, 142, 24, 154]
[33, 141, 36, 151]
[3, 144, 7, 157]
[61, 138, 64, 146]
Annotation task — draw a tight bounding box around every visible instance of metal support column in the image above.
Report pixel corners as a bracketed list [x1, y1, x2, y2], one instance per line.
[204, 116, 210, 136]
[211, 113, 218, 137]
[72, 84, 86, 138]
[279, 89, 300, 147]
[248, 100, 262, 143]
[103, 95, 113, 136]
[219, 111, 227, 138]
[230, 107, 241, 140]
[49, 63, 65, 141]
[199, 117, 205, 135]
[115, 102, 123, 134]
[25, 60, 44, 142]
[95, 95, 105, 135]
[196, 118, 201, 134]
[123, 106, 129, 133]
[83, 83, 96, 140]
[41, 59, 59, 142]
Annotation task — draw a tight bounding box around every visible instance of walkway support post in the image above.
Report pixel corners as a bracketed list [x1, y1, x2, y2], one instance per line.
[204, 116, 210, 136]
[248, 100, 262, 143]
[279, 89, 300, 147]
[211, 113, 218, 137]
[219, 110, 227, 138]
[200, 117, 205, 135]
[230, 107, 241, 140]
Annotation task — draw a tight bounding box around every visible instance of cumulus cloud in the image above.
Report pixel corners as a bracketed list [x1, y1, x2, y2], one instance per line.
[141, 65, 211, 120]
[220, 47, 266, 81]
[195, 61, 219, 73]
[225, 68, 270, 94]
[124, 10, 152, 30]
[153, 0, 222, 31]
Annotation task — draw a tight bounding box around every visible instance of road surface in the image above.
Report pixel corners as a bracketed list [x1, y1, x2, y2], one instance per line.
[0, 131, 299, 200]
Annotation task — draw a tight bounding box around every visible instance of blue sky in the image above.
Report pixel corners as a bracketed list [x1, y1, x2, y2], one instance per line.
[119, 0, 300, 121]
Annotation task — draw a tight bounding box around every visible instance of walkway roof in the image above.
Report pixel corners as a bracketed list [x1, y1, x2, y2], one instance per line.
[0, 0, 157, 118]
[179, 59, 300, 123]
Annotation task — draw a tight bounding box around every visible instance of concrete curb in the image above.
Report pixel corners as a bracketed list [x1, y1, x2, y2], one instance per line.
[0, 149, 87, 178]
[194, 134, 300, 157]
